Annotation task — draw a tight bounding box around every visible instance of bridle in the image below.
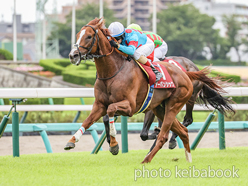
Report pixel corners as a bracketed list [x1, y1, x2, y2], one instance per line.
[73, 25, 113, 63]
[72, 24, 131, 80]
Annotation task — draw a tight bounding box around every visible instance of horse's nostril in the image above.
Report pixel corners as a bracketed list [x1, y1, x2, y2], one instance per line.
[69, 53, 79, 60]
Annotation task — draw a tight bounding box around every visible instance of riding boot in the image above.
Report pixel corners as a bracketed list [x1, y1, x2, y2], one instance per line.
[150, 64, 163, 83]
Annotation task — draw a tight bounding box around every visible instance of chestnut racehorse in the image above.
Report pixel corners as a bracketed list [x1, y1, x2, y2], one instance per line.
[66, 18, 227, 163]
[140, 56, 235, 149]
[103, 56, 235, 150]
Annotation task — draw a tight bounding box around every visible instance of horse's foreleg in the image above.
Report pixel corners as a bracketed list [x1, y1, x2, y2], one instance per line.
[107, 100, 132, 155]
[140, 110, 156, 141]
[64, 102, 106, 150]
[171, 118, 192, 162]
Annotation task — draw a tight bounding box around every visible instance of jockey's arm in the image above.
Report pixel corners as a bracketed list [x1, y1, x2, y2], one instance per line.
[118, 44, 136, 55]
[118, 34, 139, 55]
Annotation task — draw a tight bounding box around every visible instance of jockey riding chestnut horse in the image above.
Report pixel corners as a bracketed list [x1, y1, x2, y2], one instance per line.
[108, 22, 163, 83]
[66, 18, 234, 163]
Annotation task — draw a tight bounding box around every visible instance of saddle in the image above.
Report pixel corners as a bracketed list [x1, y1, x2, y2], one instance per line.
[136, 61, 176, 88]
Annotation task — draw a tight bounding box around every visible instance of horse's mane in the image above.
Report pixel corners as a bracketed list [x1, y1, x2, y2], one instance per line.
[87, 18, 127, 61]
[87, 18, 111, 37]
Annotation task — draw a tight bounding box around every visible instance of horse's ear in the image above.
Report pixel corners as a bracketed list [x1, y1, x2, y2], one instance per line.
[97, 17, 105, 28]
[99, 17, 104, 24]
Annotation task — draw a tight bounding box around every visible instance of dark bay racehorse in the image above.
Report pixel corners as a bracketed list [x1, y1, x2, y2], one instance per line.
[65, 18, 229, 163]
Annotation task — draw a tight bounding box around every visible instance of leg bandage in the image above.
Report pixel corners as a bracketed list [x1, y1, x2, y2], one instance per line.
[73, 127, 85, 142]
[109, 117, 117, 137]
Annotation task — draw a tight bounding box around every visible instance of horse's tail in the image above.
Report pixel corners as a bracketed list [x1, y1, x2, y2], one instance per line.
[198, 84, 235, 116]
[185, 67, 236, 116]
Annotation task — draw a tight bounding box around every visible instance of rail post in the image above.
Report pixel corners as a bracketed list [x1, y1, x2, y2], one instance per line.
[121, 116, 128, 153]
[190, 109, 216, 150]
[91, 130, 106, 154]
[10, 99, 26, 157]
[218, 111, 225, 150]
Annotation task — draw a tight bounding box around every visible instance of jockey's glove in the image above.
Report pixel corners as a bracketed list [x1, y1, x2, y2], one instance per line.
[109, 40, 119, 48]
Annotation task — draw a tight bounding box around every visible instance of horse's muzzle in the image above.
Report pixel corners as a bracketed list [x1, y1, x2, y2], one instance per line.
[69, 49, 81, 65]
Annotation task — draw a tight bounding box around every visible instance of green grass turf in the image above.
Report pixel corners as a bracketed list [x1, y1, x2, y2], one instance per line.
[0, 147, 247, 186]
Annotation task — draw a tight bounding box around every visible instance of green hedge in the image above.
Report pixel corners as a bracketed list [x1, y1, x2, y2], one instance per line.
[39, 59, 97, 86]
[197, 65, 241, 83]
[0, 49, 13, 60]
[39, 59, 241, 86]
[63, 70, 96, 86]
[194, 59, 247, 66]
[39, 59, 71, 75]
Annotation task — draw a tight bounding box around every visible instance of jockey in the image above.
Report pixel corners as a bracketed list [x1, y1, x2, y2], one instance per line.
[108, 22, 163, 83]
[127, 23, 168, 62]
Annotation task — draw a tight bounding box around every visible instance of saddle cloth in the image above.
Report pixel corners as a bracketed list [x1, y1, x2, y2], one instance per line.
[137, 61, 176, 88]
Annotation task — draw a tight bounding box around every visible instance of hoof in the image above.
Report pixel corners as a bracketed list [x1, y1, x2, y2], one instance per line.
[141, 157, 150, 164]
[140, 134, 148, 141]
[185, 150, 192, 163]
[169, 141, 177, 149]
[109, 144, 119, 155]
[64, 142, 75, 150]
[147, 133, 157, 140]
[147, 127, 160, 140]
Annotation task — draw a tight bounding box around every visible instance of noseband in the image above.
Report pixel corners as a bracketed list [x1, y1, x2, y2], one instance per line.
[73, 25, 113, 62]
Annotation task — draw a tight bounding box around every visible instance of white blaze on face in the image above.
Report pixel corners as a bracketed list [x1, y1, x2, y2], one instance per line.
[76, 29, 86, 45]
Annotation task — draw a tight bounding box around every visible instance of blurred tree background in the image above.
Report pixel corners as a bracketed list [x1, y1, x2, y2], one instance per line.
[49, 3, 248, 63]
[155, 4, 248, 62]
[49, 3, 117, 58]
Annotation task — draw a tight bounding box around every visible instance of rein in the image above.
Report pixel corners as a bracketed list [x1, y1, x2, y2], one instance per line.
[97, 60, 126, 80]
[96, 37, 129, 81]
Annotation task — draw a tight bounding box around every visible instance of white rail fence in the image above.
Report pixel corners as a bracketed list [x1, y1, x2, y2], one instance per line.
[0, 87, 247, 111]
[0, 87, 247, 156]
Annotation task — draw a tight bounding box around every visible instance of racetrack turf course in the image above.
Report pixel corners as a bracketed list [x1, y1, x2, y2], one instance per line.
[1, 147, 247, 186]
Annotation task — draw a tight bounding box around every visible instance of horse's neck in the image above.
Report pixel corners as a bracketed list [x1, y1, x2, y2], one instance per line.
[94, 47, 125, 79]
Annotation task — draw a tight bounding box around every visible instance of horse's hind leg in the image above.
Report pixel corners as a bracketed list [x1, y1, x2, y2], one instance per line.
[171, 118, 192, 162]
[148, 117, 162, 140]
[169, 101, 194, 149]
[142, 127, 170, 163]
[103, 114, 119, 145]
[140, 110, 156, 141]
[142, 84, 193, 163]
[142, 104, 182, 163]
[103, 114, 111, 144]
[106, 100, 133, 155]
[169, 82, 203, 149]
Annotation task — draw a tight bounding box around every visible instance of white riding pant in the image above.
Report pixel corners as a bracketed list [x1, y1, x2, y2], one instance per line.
[133, 37, 155, 60]
[153, 41, 168, 62]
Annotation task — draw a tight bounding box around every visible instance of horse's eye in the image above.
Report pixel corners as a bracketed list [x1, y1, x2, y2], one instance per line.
[87, 35, 92, 39]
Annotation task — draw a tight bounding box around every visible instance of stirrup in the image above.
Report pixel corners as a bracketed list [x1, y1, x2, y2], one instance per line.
[155, 72, 163, 83]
